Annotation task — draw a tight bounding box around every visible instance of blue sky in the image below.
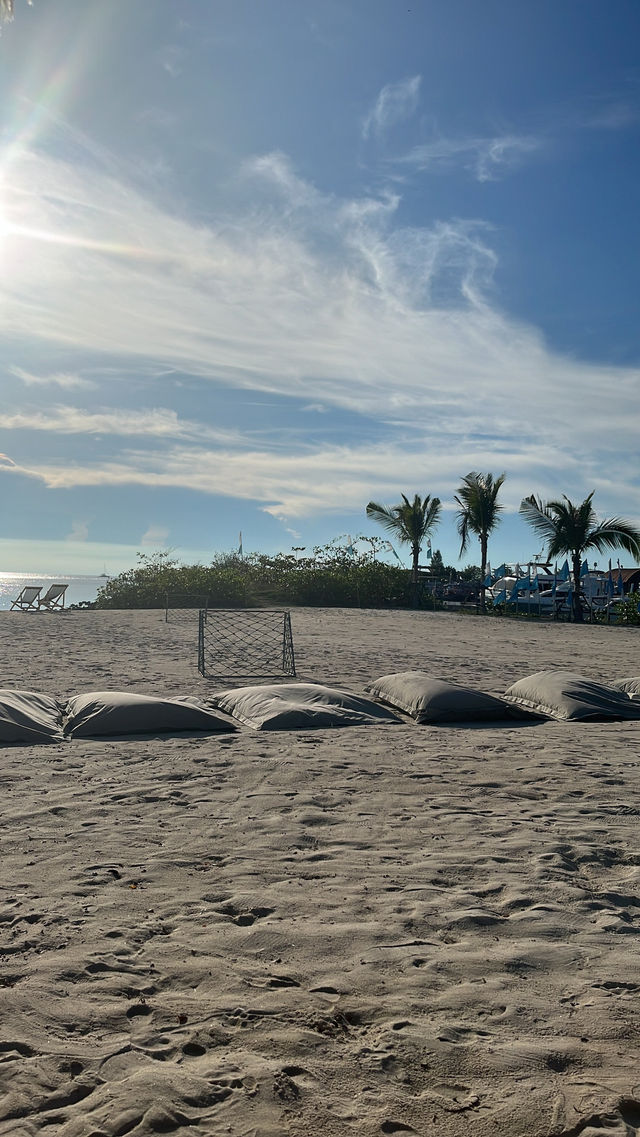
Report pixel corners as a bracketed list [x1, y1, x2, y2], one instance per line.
[1, 0, 639, 574]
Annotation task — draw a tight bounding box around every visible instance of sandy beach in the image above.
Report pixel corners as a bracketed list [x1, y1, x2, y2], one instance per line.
[1, 606, 640, 1136]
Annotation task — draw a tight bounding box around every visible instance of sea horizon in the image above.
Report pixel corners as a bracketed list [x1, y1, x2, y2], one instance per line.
[0, 571, 109, 611]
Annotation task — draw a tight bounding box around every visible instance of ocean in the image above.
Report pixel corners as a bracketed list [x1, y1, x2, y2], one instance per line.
[0, 572, 109, 611]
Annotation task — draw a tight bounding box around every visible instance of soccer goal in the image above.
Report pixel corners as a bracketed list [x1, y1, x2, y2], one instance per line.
[198, 609, 296, 680]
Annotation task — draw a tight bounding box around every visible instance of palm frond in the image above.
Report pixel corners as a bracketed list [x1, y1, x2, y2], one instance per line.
[520, 491, 640, 564]
[518, 495, 559, 543]
[366, 494, 441, 553]
[584, 520, 640, 559]
[365, 501, 402, 538]
[454, 496, 470, 556]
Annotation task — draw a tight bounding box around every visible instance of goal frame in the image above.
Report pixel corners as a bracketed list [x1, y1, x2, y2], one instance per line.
[198, 608, 296, 680]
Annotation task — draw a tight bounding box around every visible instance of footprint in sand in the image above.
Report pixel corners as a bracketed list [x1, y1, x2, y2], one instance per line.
[217, 901, 275, 926]
[246, 973, 300, 989]
[0, 1039, 36, 1060]
[554, 1097, 640, 1135]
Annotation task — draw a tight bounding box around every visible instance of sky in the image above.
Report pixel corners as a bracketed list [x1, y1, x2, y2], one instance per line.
[0, 0, 639, 575]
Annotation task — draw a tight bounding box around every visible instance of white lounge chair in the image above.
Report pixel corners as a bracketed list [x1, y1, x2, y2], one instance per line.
[38, 584, 68, 611]
[10, 585, 42, 611]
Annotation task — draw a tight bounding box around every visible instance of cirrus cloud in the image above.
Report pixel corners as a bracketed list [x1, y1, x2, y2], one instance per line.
[0, 144, 638, 529]
[362, 76, 421, 140]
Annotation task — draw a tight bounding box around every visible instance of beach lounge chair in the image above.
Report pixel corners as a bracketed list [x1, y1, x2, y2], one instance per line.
[10, 585, 42, 611]
[38, 584, 67, 611]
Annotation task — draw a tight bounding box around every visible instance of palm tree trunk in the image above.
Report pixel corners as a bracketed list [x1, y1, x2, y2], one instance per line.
[479, 534, 488, 612]
[412, 543, 419, 585]
[572, 553, 583, 623]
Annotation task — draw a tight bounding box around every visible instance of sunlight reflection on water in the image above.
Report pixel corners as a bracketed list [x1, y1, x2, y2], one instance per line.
[0, 573, 106, 610]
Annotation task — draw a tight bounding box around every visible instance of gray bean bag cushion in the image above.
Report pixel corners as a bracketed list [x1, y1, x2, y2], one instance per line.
[610, 676, 640, 697]
[0, 689, 63, 744]
[503, 671, 640, 721]
[64, 691, 237, 738]
[210, 682, 401, 730]
[366, 671, 531, 724]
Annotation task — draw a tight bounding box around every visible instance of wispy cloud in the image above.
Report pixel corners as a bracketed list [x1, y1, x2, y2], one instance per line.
[11, 365, 94, 389]
[362, 76, 540, 181]
[6, 425, 640, 524]
[362, 76, 421, 140]
[246, 151, 323, 210]
[1, 145, 639, 524]
[583, 95, 640, 131]
[141, 524, 169, 545]
[158, 45, 185, 79]
[400, 132, 541, 181]
[0, 406, 244, 443]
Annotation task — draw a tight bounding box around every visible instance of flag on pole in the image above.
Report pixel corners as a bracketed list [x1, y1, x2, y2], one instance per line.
[494, 564, 507, 581]
[580, 559, 589, 577]
[606, 566, 614, 598]
[386, 542, 402, 563]
[346, 535, 355, 557]
[558, 560, 570, 582]
[238, 531, 243, 557]
[426, 540, 432, 560]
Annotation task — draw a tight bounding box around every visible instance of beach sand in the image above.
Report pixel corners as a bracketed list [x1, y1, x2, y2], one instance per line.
[1, 606, 640, 1136]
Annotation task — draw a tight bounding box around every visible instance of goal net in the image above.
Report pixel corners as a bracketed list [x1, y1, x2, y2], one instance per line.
[198, 609, 296, 680]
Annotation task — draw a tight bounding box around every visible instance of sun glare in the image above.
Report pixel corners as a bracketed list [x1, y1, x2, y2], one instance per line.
[0, 196, 9, 270]
[0, 199, 9, 239]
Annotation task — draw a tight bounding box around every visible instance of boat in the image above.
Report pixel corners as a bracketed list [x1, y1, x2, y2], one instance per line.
[486, 566, 623, 616]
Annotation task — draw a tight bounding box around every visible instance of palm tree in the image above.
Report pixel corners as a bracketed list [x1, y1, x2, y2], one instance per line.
[366, 493, 441, 584]
[519, 492, 640, 622]
[454, 471, 506, 610]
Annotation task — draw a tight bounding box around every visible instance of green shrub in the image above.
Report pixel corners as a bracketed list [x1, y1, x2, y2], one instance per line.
[95, 543, 416, 610]
[614, 593, 640, 626]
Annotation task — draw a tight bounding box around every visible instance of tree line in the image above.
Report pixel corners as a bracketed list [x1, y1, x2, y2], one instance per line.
[367, 472, 640, 622]
[94, 474, 640, 620]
